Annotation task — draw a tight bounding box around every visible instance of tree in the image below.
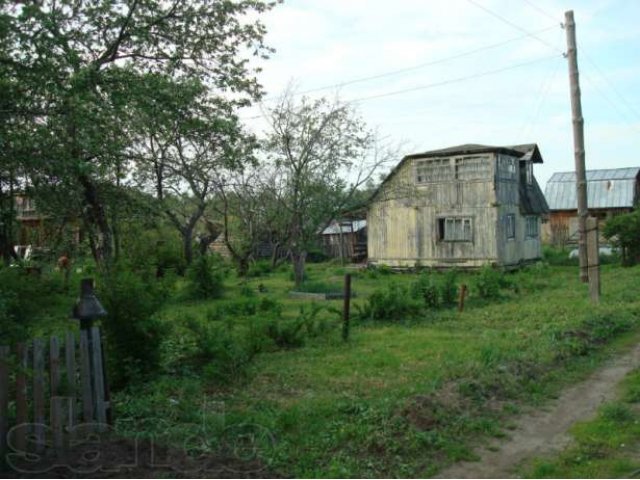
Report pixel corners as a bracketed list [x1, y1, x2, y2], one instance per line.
[131, 76, 257, 265]
[1, 0, 276, 269]
[263, 91, 389, 287]
[603, 210, 640, 266]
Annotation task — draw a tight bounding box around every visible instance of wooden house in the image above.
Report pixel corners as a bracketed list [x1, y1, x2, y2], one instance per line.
[543, 167, 640, 245]
[367, 144, 549, 268]
[320, 219, 367, 262]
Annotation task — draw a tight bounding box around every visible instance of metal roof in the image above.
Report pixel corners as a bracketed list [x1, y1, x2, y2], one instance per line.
[404, 143, 543, 163]
[321, 219, 367, 235]
[545, 167, 640, 210]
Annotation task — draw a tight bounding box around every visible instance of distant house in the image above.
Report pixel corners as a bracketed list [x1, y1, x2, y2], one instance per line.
[544, 167, 640, 245]
[320, 219, 367, 262]
[367, 143, 549, 268]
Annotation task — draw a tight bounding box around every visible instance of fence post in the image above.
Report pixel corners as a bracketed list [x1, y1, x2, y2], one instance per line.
[586, 217, 601, 303]
[33, 338, 45, 453]
[342, 274, 352, 342]
[0, 345, 9, 459]
[15, 343, 28, 452]
[65, 332, 77, 427]
[91, 327, 107, 431]
[458, 284, 468, 312]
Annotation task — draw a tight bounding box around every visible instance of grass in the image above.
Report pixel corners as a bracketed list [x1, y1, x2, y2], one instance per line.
[110, 261, 640, 477]
[524, 368, 640, 478]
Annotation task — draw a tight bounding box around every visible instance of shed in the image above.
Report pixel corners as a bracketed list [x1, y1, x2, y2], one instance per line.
[544, 167, 640, 245]
[320, 219, 367, 262]
[367, 143, 549, 268]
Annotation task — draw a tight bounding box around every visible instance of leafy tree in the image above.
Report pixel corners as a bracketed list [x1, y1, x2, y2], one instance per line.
[1, 0, 276, 269]
[603, 210, 640, 266]
[263, 90, 389, 287]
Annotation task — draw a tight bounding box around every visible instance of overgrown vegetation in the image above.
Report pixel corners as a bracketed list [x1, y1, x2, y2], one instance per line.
[603, 209, 640, 266]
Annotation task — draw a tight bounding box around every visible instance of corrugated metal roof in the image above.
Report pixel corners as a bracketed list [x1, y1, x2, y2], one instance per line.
[321, 219, 367, 235]
[545, 167, 639, 210]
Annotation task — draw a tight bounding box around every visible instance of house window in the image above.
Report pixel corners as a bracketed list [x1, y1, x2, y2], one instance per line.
[505, 214, 516, 240]
[438, 217, 473, 242]
[497, 155, 517, 180]
[416, 158, 452, 183]
[525, 161, 533, 185]
[526, 216, 539, 238]
[455, 155, 490, 180]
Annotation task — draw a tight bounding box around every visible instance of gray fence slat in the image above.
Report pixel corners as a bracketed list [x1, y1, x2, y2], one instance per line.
[65, 332, 77, 426]
[33, 338, 45, 452]
[0, 345, 10, 458]
[15, 343, 28, 452]
[79, 330, 94, 423]
[91, 327, 107, 431]
[50, 396, 71, 458]
[49, 336, 61, 397]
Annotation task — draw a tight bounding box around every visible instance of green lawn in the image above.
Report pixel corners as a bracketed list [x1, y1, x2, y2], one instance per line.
[108, 261, 640, 477]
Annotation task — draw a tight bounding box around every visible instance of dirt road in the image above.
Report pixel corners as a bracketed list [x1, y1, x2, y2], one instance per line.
[435, 341, 640, 479]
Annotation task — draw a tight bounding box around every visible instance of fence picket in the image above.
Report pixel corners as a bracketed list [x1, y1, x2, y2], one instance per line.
[65, 332, 77, 425]
[0, 345, 10, 458]
[15, 343, 28, 452]
[91, 327, 107, 430]
[49, 336, 61, 396]
[79, 330, 94, 423]
[33, 338, 45, 452]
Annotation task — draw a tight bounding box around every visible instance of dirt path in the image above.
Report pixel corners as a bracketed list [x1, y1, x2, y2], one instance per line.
[435, 341, 640, 479]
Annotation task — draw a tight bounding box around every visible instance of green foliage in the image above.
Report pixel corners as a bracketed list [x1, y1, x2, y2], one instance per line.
[411, 273, 440, 308]
[184, 318, 260, 384]
[246, 260, 273, 278]
[441, 269, 459, 306]
[185, 254, 225, 300]
[603, 210, 640, 265]
[297, 280, 343, 294]
[0, 268, 63, 343]
[475, 265, 503, 299]
[356, 283, 423, 322]
[99, 269, 169, 389]
[265, 304, 326, 348]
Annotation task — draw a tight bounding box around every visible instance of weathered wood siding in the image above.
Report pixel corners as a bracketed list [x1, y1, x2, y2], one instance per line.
[368, 153, 499, 267]
[369, 152, 543, 268]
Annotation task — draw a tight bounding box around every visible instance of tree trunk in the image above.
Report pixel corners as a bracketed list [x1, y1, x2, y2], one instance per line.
[292, 249, 306, 288]
[78, 174, 113, 268]
[183, 227, 194, 266]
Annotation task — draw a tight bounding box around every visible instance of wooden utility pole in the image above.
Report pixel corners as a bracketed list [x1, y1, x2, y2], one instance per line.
[564, 10, 589, 283]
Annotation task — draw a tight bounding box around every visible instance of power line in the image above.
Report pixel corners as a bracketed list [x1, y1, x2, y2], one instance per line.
[292, 25, 557, 97]
[520, 0, 558, 22]
[519, 55, 563, 138]
[346, 54, 561, 103]
[465, 0, 563, 54]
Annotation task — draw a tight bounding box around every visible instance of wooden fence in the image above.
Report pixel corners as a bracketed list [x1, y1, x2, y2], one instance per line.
[0, 327, 109, 458]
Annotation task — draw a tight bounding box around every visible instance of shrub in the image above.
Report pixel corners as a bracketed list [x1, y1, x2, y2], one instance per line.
[603, 209, 640, 265]
[356, 283, 423, 322]
[475, 265, 502, 300]
[184, 317, 262, 384]
[185, 254, 225, 300]
[441, 269, 459, 306]
[0, 268, 60, 343]
[246, 260, 273, 278]
[265, 318, 307, 348]
[99, 269, 168, 389]
[411, 273, 440, 309]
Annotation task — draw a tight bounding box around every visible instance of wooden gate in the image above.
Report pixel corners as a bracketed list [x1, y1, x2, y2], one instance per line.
[0, 327, 109, 458]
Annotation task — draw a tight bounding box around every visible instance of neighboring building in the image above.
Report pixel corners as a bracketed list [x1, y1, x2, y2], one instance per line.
[320, 219, 367, 262]
[367, 143, 549, 268]
[544, 167, 640, 245]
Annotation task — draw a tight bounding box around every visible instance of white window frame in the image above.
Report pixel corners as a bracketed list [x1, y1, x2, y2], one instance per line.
[505, 214, 516, 240]
[438, 216, 473, 242]
[525, 216, 539, 238]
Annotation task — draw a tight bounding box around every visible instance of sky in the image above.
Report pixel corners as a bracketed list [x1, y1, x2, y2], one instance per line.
[240, 0, 640, 189]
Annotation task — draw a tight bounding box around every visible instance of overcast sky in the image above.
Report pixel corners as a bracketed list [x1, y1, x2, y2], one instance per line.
[241, 0, 640, 189]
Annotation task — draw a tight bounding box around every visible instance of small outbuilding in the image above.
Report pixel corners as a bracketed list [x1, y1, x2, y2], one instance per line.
[320, 219, 367, 262]
[544, 167, 640, 245]
[367, 143, 549, 268]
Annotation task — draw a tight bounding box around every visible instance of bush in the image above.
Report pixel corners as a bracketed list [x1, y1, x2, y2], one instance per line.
[99, 269, 169, 389]
[411, 273, 440, 308]
[185, 254, 225, 300]
[441, 269, 459, 306]
[246, 260, 273, 278]
[0, 268, 61, 343]
[185, 318, 260, 384]
[603, 210, 640, 266]
[356, 283, 423, 322]
[475, 265, 502, 300]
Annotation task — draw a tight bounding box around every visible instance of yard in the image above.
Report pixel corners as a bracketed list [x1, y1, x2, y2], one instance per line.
[96, 260, 640, 477]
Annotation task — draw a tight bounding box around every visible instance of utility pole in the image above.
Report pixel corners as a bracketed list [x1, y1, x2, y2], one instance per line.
[564, 10, 589, 283]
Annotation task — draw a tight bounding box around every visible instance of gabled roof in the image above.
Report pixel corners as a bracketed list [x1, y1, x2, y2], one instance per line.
[403, 143, 542, 162]
[545, 167, 640, 210]
[371, 143, 543, 203]
[321, 219, 367, 235]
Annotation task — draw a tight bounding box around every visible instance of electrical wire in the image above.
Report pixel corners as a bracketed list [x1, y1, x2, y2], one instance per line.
[520, 0, 558, 22]
[519, 55, 563, 138]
